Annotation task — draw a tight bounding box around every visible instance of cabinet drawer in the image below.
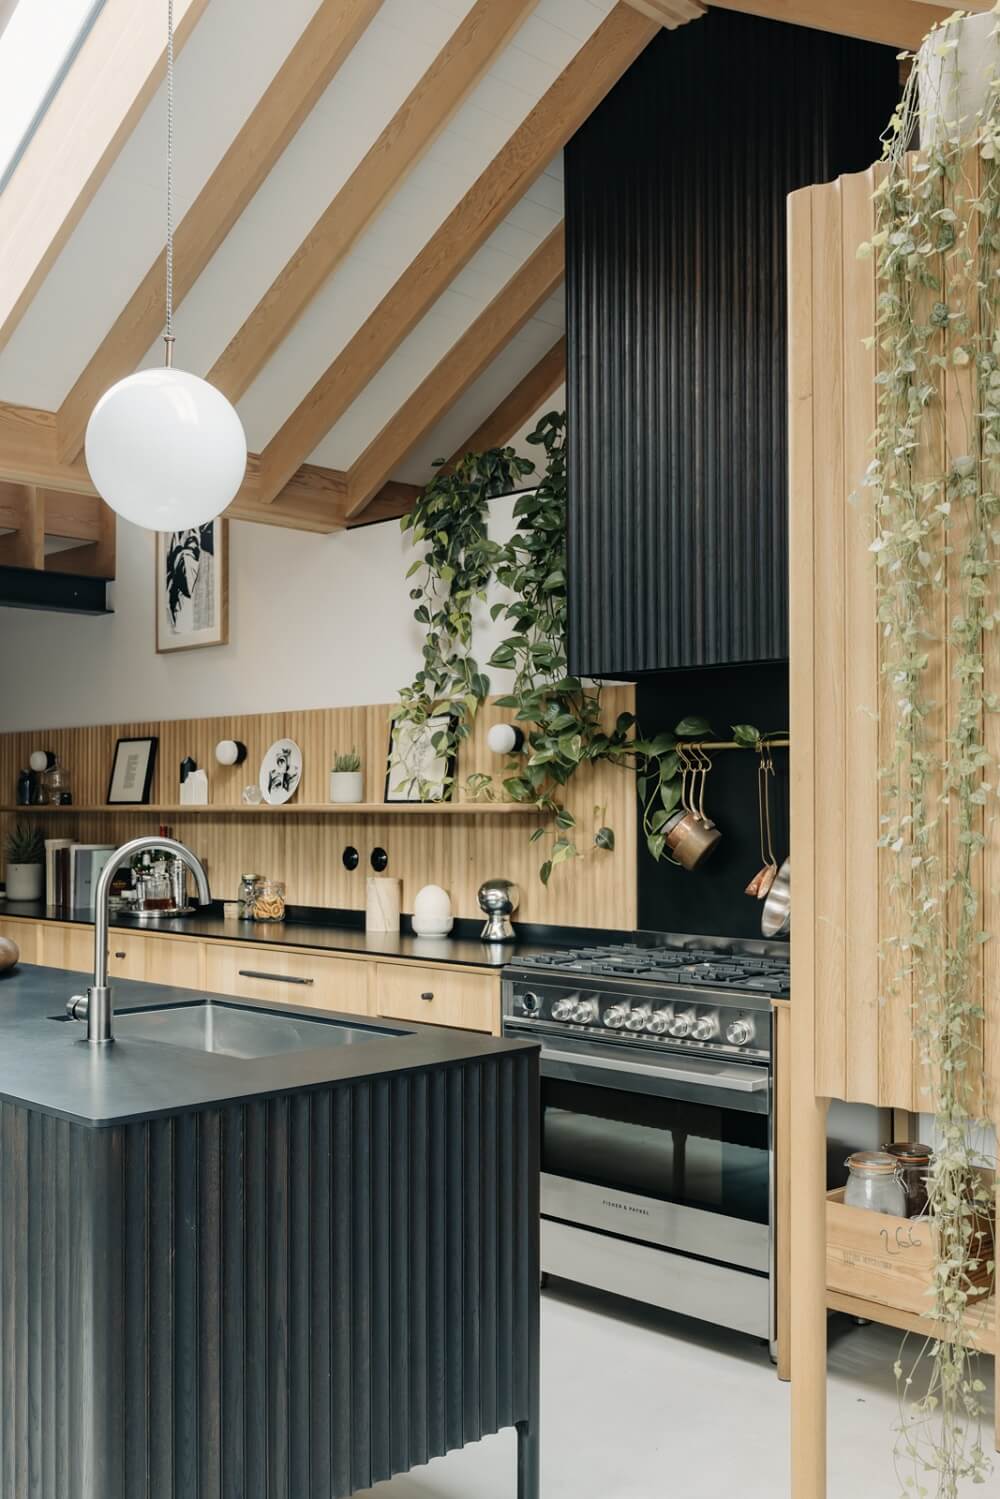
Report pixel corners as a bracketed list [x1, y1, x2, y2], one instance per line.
[204, 945, 372, 1016]
[375, 964, 499, 1033]
[38, 923, 93, 972]
[0, 917, 39, 964]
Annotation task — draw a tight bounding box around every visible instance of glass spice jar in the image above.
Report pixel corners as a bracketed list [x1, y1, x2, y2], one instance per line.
[881, 1142, 933, 1218]
[237, 872, 261, 920]
[844, 1151, 907, 1216]
[252, 879, 286, 923]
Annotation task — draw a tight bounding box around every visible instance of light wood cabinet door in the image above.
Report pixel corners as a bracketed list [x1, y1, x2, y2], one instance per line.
[374, 963, 500, 1034]
[0, 917, 39, 964]
[106, 933, 204, 989]
[204, 945, 373, 1016]
[38, 923, 93, 972]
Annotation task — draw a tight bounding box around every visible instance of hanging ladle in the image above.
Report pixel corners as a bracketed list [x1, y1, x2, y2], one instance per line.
[745, 748, 778, 898]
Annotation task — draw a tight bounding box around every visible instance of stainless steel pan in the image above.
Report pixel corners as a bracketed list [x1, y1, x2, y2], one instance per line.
[761, 857, 790, 938]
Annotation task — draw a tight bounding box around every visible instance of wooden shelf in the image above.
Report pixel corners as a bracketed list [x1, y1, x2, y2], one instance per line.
[0, 802, 539, 816]
[827, 1290, 997, 1357]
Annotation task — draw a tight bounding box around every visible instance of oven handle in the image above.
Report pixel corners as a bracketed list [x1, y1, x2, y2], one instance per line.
[537, 1046, 768, 1093]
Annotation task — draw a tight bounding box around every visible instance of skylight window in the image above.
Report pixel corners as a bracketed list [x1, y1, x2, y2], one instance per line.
[0, 0, 106, 193]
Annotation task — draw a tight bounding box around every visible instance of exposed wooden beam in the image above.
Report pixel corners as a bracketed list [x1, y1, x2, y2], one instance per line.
[208, 0, 539, 409]
[0, 401, 347, 534]
[0, 0, 210, 356]
[624, 0, 706, 27]
[42, 492, 116, 578]
[706, 0, 951, 47]
[356, 336, 566, 527]
[344, 226, 565, 519]
[55, 0, 384, 465]
[0, 484, 43, 570]
[255, 3, 658, 508]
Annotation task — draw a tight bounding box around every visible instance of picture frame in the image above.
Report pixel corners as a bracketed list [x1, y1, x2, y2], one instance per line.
[107, 736, 158, 805]
[385, 715, 456, 802]
[156, 519, 229, 653]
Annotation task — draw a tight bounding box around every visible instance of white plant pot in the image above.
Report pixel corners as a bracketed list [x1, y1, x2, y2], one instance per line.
[5, 863, 43, 901]
[329, 770, 364, 803]
[919, 11, 1000, 149]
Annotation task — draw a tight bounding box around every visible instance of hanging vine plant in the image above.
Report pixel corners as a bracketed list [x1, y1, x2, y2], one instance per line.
[860, 11, 998, 1491]
[397, 412, 764, 879]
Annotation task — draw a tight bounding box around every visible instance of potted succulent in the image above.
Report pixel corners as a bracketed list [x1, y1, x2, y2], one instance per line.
[4, 823, 44, 901]
[329, 749, 363, 804]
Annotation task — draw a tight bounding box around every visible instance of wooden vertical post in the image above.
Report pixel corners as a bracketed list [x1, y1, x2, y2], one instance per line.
[788, 180, 829, 1498]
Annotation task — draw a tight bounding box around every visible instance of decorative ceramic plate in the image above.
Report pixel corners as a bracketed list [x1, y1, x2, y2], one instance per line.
[258, 739, 303, 805]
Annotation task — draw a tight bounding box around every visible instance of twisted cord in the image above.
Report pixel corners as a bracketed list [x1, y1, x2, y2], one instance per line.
[164, 0, 175, 359]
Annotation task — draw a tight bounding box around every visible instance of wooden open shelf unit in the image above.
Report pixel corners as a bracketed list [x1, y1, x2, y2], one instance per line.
[1, 801, 538, 816]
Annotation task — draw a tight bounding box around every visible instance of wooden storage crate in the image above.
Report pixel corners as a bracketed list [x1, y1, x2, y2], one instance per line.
[826, 1187, 994, 1317]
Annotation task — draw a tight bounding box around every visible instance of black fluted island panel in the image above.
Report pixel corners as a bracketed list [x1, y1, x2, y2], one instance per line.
[0, 969, 539, 1499]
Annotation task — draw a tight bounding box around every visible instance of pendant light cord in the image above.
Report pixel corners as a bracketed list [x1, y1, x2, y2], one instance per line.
[164, 0, 175, 367]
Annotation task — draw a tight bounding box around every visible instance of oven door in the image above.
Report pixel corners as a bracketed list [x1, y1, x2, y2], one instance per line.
[507, 1026, 772, 1275]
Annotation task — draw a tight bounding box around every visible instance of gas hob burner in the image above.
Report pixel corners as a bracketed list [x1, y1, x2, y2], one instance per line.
[514, 940, 790, 996]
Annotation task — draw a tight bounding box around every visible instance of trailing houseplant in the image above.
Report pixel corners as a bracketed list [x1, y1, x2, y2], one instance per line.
[859, 10, 999, 1490]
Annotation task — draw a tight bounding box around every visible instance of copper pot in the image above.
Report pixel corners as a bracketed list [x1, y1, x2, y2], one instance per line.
[663, 809, 722, 870]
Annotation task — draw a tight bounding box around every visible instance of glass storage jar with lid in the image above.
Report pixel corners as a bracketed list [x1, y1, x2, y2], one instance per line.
[252, 879, 286, 923]
[237, 872, 261, 920]
[881, 1141, 933, 1218]
[844, 1151, 907, 1215]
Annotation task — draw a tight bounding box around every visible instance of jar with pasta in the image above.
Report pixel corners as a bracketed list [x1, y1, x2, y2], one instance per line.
[252, 879, 286, 923]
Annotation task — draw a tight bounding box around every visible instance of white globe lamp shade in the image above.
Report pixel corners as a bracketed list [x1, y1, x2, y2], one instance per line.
[85, 367, 248, 531]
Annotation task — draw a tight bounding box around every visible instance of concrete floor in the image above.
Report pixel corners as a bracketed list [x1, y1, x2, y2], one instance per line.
[362, 1280, 998, 1499]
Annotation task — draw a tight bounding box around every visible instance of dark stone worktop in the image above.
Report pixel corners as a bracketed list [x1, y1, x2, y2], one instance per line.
[0, 962, 537, 1128]
[0, 898, 578, 969]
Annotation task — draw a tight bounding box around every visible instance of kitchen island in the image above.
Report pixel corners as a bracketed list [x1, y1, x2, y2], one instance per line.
[0, 964, 540, 1499]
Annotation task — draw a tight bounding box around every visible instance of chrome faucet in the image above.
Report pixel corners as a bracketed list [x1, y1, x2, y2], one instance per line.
[67, 836, 211, 1044]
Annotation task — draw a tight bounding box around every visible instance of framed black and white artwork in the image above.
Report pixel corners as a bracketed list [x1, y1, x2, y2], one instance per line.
[385, 715, 456, 802]
[156, 519, 229, 653]
[107, 736, 158, 805]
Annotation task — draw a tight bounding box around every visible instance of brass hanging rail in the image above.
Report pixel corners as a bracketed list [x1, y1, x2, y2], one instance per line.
[685, 737, 790, 751]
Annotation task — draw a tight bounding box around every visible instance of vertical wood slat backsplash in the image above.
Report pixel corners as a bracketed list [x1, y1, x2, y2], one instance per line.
[0, 692, 637, 929]
[789, 164, 994, 1114]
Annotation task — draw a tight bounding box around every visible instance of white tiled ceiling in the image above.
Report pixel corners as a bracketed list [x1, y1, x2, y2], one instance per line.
[0, 0, 606, 489]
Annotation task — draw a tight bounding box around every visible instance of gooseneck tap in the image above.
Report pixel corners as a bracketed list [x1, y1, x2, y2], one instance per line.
[67, 836, 211, 1044]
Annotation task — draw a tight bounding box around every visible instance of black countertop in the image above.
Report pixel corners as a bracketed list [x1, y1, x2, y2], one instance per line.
[0, 963, 537, 1129]
[0, 899, 575, 969]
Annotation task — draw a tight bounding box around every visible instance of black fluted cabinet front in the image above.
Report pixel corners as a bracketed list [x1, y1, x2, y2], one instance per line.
[565, 9, 900, 675]
[0, 1052, 540, 1499]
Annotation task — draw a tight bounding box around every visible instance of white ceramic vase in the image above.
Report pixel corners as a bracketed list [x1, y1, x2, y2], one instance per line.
[5, 863, 43, 901]
[919, 11, 1000, 149]
[329, 770, 364, 803]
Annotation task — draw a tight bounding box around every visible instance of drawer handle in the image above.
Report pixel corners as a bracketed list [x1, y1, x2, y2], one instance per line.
[420, 991, 434, 1002]
[113, 951, 126, 959]
[238, 969, 315, 986]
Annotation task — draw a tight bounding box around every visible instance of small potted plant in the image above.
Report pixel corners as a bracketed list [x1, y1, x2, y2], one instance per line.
[4, 823, 45, 901]
[329, 749, 363, 804]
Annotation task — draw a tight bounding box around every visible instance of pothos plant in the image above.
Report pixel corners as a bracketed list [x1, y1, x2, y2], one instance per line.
[860, 14, 999, 1492]
[396, 411, 763, 878]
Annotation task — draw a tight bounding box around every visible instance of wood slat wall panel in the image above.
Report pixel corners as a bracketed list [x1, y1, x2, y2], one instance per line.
[0, 692, 636, 929]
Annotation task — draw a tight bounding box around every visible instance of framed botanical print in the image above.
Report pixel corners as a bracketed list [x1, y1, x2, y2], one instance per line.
[385, 715, 456, 802]
[156, 519, 228, 652]
[107, 736, 158, 805]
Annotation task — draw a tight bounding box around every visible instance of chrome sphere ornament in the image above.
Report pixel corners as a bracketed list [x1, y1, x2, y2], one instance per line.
[477, 877, 520, 942]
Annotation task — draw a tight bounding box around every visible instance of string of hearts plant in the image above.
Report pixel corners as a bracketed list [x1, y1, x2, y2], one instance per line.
[860, 13, 999, 1491]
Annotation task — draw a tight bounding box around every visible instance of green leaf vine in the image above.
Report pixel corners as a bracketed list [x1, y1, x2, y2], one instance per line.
[396, 412, 763, 879]
[861, 15, 999, 1491]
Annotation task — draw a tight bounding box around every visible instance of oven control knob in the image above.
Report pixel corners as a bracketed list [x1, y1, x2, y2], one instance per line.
[669, 1011, 695, 1038]
[626, 1006, 652, 1031]
[551, 997, 578, 1022]
[646, 1007, 673, 1035]
[520, 991, 540, 1015]
[573, 999, 599, 1025]
[692, 1013, 718, 1042]
[726, 1018, 754, 1047]
[603, 1004, 630, 1029]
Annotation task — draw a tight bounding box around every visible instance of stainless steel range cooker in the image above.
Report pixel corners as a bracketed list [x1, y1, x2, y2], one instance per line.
[502, 936, 790, 1346]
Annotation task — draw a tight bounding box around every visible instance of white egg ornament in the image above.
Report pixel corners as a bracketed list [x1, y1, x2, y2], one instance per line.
[412, 884, 453, 938]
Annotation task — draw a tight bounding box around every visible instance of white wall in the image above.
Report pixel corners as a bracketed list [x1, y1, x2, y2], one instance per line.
[0, 502, 520, 731]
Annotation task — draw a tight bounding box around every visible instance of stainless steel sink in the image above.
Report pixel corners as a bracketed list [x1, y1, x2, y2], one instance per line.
[114, 1000, 387, 1059]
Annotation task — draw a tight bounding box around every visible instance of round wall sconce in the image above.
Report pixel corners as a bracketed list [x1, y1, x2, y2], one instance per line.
[29, 750, 56, 772]
[215, 739, 248, 767]
[486, 723, 525, 755]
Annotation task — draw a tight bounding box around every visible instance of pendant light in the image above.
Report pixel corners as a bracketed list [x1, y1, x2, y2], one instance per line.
[85, 0, 247, 531]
